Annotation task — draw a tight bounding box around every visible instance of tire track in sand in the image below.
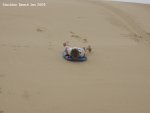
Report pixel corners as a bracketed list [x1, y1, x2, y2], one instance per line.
[82, 0, 150, 45]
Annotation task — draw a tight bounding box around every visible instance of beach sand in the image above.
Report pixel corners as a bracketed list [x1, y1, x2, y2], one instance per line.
[0, 0, 150, 113]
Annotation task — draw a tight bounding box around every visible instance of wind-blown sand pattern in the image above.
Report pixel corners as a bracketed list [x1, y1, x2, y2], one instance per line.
[0, 0, 150, 113]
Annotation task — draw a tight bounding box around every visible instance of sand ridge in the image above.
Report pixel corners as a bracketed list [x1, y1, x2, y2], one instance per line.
[0, 0, 150, 113]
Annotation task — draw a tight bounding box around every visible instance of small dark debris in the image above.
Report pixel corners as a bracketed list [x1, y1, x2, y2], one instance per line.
[36, 28, 43, 32]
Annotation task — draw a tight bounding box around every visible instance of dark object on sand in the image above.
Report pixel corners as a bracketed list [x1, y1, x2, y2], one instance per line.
[63, 51, 87, 62]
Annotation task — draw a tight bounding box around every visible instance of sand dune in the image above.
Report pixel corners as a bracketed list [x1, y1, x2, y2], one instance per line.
[0, 0, 150, 113]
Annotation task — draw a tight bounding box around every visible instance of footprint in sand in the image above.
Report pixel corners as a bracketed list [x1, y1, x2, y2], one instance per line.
[70, 31, 81, 39]
[121, 33, 143, 42]
[70, 31, 88, 43]
[83, 38, 88, 43]
[36, 28, 43, 32]
[122, 33, 150, 45]
[36, 26, 47, 33]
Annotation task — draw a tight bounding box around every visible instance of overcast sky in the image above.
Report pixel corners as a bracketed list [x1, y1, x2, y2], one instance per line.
[108, 0, 150, 4]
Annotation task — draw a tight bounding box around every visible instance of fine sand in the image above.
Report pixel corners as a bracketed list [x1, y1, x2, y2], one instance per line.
[0, 0, 150, 113]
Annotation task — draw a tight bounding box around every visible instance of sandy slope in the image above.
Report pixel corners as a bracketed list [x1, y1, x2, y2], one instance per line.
[0, 0, 150, 113]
